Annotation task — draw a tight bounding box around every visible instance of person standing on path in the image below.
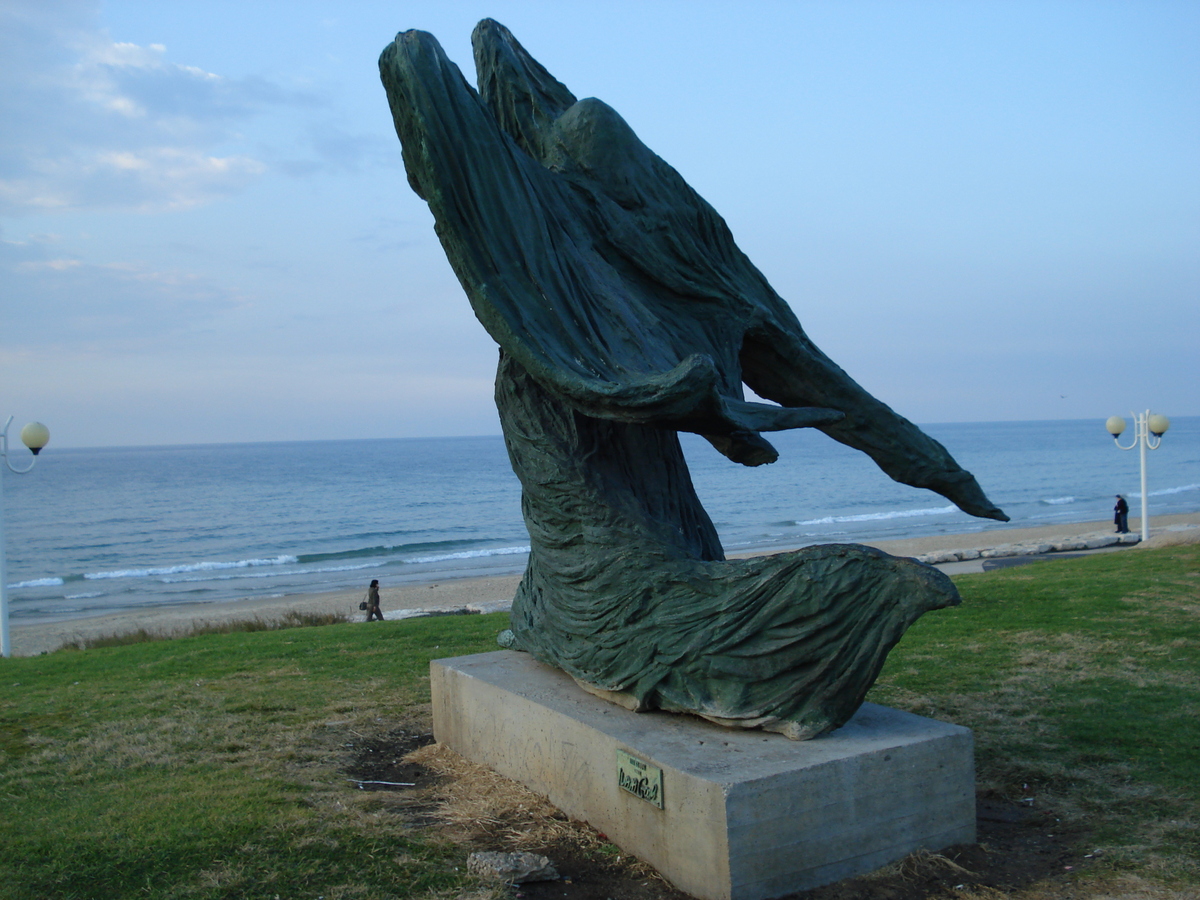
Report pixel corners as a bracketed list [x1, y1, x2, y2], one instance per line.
[365, 579, 384, 621]
[1114, 495, 1130, 534]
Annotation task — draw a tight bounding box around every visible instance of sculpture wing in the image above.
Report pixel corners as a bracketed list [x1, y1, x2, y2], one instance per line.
[380, 23, 1007, 521]
[380, 29, 826, 441]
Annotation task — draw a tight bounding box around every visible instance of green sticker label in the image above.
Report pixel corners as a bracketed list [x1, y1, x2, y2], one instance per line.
[616, 749, 663, 809]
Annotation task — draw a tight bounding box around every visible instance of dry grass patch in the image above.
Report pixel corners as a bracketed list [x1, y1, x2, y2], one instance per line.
[58, 610, 353, 651]
[402, 742, 674, 889]
[871, 848, 973, 883]
[405, 743, 600, 851]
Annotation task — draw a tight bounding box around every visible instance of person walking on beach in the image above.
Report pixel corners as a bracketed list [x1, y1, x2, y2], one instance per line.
[1114, 494, 1130, 534]
[365, 579, 384, 621]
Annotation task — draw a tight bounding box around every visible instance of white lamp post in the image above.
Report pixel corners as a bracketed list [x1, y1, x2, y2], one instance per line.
[1, 416, 50, 658]
[1106, 410, 1170, 543]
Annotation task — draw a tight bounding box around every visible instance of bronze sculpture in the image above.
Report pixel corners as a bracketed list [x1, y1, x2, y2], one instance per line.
[380, 21, 1006, 739]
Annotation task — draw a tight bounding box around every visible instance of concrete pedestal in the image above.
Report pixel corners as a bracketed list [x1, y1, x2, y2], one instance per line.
[431, 651, 975, 900]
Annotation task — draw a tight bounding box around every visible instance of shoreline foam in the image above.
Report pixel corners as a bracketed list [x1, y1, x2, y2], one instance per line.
[8, 513, 1198, 658]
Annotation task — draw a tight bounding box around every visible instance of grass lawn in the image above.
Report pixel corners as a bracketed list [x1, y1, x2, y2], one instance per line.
[2, 545, 1197, 899]
[870, 543, 1200, 892]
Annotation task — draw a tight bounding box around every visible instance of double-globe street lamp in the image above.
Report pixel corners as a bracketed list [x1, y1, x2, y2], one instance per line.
[1, 416, 51, 658]
[1106, 410, 1169, 544]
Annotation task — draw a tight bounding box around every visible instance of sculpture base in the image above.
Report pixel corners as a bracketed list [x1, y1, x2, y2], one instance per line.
[431, 651, 976, 900]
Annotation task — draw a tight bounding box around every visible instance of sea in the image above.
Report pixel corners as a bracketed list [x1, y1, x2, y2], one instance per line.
[3, 418, 1198, 627]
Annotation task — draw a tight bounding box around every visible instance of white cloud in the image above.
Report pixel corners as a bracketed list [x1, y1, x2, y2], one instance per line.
[0, 2, 302, 214]
[1, 148, 267, 212]
[1, 233, 243, 345]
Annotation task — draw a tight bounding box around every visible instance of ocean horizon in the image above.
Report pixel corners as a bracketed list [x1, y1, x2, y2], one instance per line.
[4, 417, 1198, 627]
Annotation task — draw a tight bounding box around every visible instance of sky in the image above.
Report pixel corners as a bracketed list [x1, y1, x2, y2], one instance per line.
[2, 1, 1197, 449]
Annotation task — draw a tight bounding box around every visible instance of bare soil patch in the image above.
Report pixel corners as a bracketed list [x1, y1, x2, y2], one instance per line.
[346, 731, 1098, 900]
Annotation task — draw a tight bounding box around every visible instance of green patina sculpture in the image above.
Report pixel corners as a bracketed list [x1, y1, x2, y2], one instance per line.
[380, 20, 1007, 740]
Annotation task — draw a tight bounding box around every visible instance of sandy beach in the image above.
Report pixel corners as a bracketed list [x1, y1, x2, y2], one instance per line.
[8, 513, 1198, 657]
